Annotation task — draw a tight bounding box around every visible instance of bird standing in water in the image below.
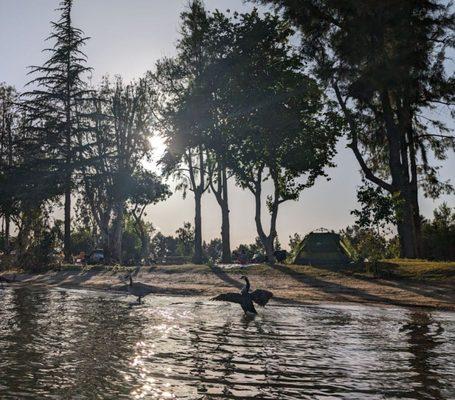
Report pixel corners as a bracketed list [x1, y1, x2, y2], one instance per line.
[124, 274, 154, 304]
[211, 275, 273, 314]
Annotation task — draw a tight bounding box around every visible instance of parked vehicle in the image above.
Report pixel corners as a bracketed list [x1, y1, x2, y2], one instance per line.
[87, 249, 104, 265]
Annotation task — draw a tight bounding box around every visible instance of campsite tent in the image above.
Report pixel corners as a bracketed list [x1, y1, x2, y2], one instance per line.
[293, 231, 352, 266]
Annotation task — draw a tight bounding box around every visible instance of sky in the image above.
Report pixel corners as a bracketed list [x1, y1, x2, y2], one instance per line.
[0, 0, 454, 248]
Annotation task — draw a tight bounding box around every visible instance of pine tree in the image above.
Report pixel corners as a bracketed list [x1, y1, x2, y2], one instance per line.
[23, 0, 92, 262]
[0, 83, 19, 253]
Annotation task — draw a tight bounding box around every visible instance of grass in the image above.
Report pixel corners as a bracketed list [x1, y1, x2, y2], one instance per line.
[364, 258, 455, 280]
[3, 258, 454, 283]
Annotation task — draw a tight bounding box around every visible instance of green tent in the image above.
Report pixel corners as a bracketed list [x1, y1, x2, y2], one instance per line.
[293, 231, 352, 266]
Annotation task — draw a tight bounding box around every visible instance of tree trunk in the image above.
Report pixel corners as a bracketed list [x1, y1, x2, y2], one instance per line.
[264, 236, 275, 264]
[64, 183, 72, 262]
[216, 167, 231, 263]
[193, 191, 203, 264]
[100, 222, 110, 264]
[140, 233, 150, 262]
[4, 213, 10, 254]
[381, 90, 420, 258]
[252, 176, 276, 264]
[220, 203, 231, 263]
[110, 203, 124, 264]
[396, 188, 420, 258]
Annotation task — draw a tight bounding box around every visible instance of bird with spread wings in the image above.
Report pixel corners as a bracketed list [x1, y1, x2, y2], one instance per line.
[211, 275, 273, 314]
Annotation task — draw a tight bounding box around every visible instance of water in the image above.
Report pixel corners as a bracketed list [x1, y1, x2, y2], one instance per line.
[0, 286, 454, 400]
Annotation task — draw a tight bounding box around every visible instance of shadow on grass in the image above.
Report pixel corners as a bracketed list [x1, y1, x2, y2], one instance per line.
[270, 263, 429, 307]
[209, 266, 243, 289]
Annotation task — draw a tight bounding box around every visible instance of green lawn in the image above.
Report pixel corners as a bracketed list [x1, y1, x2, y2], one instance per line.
[366, 259, 455, 280]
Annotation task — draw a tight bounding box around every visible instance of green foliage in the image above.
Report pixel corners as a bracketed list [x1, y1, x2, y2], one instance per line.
[421, 203, 455, 260]
[77, 76, 168, 262]
[341, 225, 399, 262]
[15, 207, 60, 270]
[70, 228, 95, 256]
[121, 228, 142, 265]
[175, 222, 195, 257]
[351, 182, 399, 229]
[232, 237, 266, 261]
[150, 232, 178, 259]
[288, 233, 303, 257]
[256, 0, 455, 259]
[203, 238, 222, 261]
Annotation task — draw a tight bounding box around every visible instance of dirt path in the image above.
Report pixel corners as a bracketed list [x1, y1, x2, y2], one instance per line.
[2, 264, 454, 311]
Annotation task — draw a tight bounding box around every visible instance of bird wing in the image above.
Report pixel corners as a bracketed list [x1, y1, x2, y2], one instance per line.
[251, 289, 273, 306]
[130, 282, 154, 296]
[211, 292, 243, 304]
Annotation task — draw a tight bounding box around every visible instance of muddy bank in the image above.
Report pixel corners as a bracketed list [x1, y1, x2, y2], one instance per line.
[1, 264, 454, 311]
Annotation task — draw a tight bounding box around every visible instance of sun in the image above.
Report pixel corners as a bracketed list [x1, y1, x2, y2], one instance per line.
[143, 133, 167, 172]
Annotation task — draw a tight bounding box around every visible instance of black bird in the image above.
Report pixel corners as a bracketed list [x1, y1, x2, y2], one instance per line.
[123, 274, 154, 304]
[211, 275, 273, 314]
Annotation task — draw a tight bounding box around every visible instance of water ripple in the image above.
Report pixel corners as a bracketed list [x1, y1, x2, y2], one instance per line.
[0, 286, 454, 399]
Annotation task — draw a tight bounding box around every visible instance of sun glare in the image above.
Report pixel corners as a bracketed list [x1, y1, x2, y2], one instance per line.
[144, 134, 167, 172]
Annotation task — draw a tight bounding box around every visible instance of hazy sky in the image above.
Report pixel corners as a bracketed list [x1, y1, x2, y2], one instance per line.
[1, 0, 454, 248]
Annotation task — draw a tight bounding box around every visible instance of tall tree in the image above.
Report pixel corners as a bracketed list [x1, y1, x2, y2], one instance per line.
[22, 0, 92, 262]
[255, 0, 455, 258]
[221, 11, 340, 262]
[192, 10, 236, 263]
[159, 9, 236, 263]
[0, 84, 19, 253]
[153, 1, 212, 264]
[79, 77, 168, 263]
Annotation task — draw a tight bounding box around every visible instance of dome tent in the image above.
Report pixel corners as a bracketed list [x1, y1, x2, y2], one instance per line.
[293, 229, 352, 266]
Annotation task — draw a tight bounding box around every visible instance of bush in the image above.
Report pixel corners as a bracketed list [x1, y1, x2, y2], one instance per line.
[341, 225, 399, 262]
[421, 203, 455, 261]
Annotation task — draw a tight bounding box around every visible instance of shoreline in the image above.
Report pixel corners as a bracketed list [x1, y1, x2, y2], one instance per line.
[2, 263, 454, 312]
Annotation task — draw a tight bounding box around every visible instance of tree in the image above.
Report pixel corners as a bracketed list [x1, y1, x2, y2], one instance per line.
[153, 1, 212, 264]
[175, 222, 195, 257]
[191, 10, 237, 264]
[0, 84, 62, 266]
[288, 233, 303, 257]
[421, 203, 455, 260]
[128, 170, 170, 260]
[341, 225, 399, 262]
[22, 0, 92, 261]
[79, 77, 167, 263]
[150, 232, 178, 259]
[255, 0, 455, 258]
[0, 84, 19, 253]
[203, 238, 222, 261]
[221, 11, 340, 262]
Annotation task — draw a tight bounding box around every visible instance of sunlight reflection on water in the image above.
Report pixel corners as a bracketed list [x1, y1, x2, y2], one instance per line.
[0, 286, 454, 399]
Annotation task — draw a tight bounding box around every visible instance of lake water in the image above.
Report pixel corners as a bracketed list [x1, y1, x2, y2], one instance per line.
[0, 286, 454, 399]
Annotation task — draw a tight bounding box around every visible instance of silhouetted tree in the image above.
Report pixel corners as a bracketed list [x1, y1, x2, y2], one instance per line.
[153, 1, 212, 264]
[22, 0, 92, 261]
[128, 170, 170, 260]
[79, 77, 167, 263]
[220, 11, 340, 262]
[0, 84, 19, 253]
[255, 0, 455, 258]
[421, 203, 455, 260]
